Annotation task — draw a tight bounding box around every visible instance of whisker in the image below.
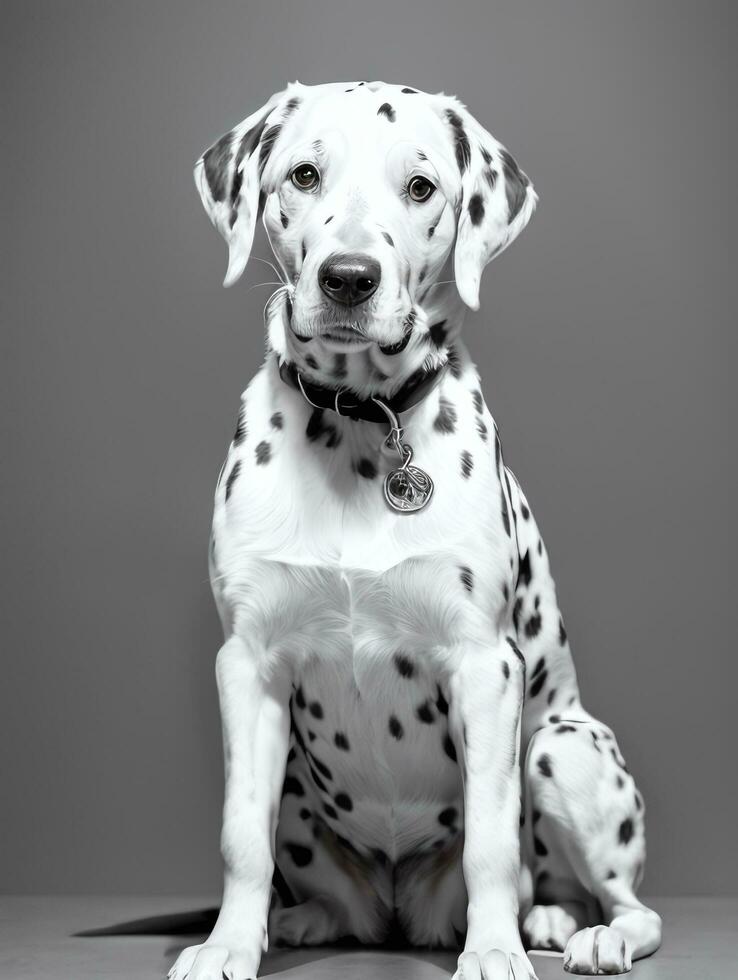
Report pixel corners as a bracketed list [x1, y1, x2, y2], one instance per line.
[247, 281, 285, 292]
[251, 255, 288, 285]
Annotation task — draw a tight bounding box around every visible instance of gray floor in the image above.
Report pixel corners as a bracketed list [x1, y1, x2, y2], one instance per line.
[0, 895, 734, 980]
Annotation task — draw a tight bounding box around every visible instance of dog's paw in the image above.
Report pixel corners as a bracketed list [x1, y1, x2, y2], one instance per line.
[269, 900, 342, 946]
[452, 948, 537, 980]
[563, 925, 632, 975]
[168, 942, 256, 980]
[522, 903, 580, 951]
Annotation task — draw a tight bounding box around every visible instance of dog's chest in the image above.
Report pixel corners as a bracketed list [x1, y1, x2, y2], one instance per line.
[211, 358, 517, 852]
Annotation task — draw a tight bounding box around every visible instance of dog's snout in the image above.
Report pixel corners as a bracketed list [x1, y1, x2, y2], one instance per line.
[318, 253, 381, 306]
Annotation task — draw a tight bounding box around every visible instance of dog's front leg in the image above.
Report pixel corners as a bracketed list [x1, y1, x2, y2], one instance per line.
[170, 635, 291, 980]
[449, 639, 537, 980]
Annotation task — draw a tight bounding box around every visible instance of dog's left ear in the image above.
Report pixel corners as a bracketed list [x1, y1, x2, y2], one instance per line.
[442, 97, 538, 310]
[194, 86, 293, 287]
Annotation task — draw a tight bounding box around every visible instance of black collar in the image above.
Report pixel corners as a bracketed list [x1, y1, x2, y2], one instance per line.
[278, 358, 448, 424]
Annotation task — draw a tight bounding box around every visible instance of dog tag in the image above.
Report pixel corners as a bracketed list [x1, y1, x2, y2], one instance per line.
[384, 464, 434, 513]
[371, 396, 435, 514]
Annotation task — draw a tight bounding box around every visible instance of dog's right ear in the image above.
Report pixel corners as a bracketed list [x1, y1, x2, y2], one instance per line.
[194, 88, 291, 287]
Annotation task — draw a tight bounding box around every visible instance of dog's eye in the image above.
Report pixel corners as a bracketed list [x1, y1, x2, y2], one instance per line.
[407, 175, 436, 203]
[291, 163, 320, 191]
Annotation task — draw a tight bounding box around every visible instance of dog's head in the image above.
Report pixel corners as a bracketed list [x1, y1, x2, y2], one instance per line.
[195, 80, 536, 355]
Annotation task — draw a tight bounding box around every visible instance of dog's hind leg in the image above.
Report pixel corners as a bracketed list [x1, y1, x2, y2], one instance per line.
[523, 717, 662, 974]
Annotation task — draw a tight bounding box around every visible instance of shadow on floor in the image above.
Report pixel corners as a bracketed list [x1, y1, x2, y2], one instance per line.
[73, 906, 459, 973]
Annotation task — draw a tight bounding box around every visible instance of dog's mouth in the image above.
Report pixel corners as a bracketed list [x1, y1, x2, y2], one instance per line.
[314, 324, 374, 351]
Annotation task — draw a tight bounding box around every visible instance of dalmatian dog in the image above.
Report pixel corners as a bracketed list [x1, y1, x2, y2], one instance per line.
[170, 80, 662, 980]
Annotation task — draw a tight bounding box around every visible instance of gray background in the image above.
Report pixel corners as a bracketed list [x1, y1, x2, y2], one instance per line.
[2, 0, 736, 898]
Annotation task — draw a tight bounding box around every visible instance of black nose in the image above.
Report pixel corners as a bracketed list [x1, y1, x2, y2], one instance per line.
[318, 253, 381, 306]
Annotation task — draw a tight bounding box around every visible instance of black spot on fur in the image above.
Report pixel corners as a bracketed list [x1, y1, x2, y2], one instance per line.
[356, 457, 377, 479]
[468, 193, 485, 226]
[225, 461, 241, 501]
[258, 124, 283, 177]
[443, 734, 457, 763]
[472, 389, 484, 413]
[283, 775, 305, 797]
[324, 215, 334, 224]
[517, 550, 532, 589]
[270, 412, 284, 430]
[434, 396, 457, 433]
[534, 836, 548, 857]
[500, 147, 530, 224]
[429, 320, 447, 346]
[529, 669, 548, 698]
[255, 440, 271, 465]
[520, 502, 530, 520]
[445, 109, 471, 173]
[537, 754, 553, 778]
[494, 434, 511, 536]
[512, 597, 523, 631]
[377, 102, 396, 121]
[635, 791, 643, 811]
[285, 842, 313, 867]
[323, 802, 338, 819]
[308, 701, 323, 720]
[334, 732, 349, 751]
[558, 618, 567, 645]
[556, 724, 578, 734]
[447, 345, 463, 379]
[476, 418, 488, 441]
[416, 700, 435, 724]
[311, 755, 332, 780]
[427, 224, 436, 238]
[233, 406, 247, 445]
[483, 168, 498, 190]
[283, 96, 302, 117]
[309, 768, 327, 793]
[381, 231, 395, 247]
[306, 408, 341, 448]
[299, 807, 311, 821]
[294, 686, 306, 709]
[394, 653, 415, 678]
[459, 566, 474, 592]
[618, 818, 634, 846]
[335, 792, 353, 811]
[202, 131, 235, 204]
[606, 869, 617, 880]
[401, 87, 418, 94]
[460, 450, 474, 478]
[280, 210, 289, 228]
[389, 715, 404, 739]
[438, 807, 457, 827]
[525, 613, 542, 638]
[436, 686, 449, 715]
[616, 774, 625, 789]
[502, 660, 511, 680]
[547, 688, 557, 706]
